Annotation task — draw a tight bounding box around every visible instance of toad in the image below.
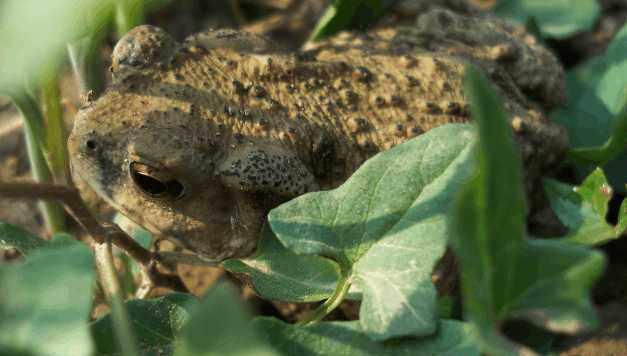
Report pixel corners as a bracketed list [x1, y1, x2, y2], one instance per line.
[68, 8, 568, 261]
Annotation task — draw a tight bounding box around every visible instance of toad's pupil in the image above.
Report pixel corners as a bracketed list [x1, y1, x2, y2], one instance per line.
[133, 171, 167, 196]
[131, 169, 185, 199]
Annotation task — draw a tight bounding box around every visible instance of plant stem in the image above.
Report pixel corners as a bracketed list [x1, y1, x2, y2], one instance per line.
[0, 181, 189, 293]
[11, 93, 66, 234]
[67, 35, 106, 96]
[300, 269, 352, 325]
[40, 68, 71, 183]
[115, 0, 145, 38]
[95, 241, 139, 356]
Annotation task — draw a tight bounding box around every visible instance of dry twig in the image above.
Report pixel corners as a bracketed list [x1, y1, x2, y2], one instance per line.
[0, 181, 189, 294]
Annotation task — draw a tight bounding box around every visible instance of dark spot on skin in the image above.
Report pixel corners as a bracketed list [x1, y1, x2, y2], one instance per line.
[268, 99, 282, 111]
[312, 132, 335, 177]
[411, 126, 424, 136]
[232, 80, 248, 95]
[359, 140, 377, 154]
[224, 105, 237, 117]
[343, 90, 359, 105]
[406, 75, 420, 87]
[258, 117, 269, 126]
[297, 50, 317, 62]
[240, 108, 252, 118]
[95, 151, 122, 199]
[304, 81, 315, 91]
[225, 59, 237, 69]
[446, 101, 463, 115]
[353, 66, 373, 83]
[401, 55, 417, 68]
[426, 102, 441, 114]
[252, 85, 267, 98]
[437, 11, 454, 27]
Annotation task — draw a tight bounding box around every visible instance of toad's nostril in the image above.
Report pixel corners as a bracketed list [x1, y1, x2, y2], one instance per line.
[85, 139, 97, 151]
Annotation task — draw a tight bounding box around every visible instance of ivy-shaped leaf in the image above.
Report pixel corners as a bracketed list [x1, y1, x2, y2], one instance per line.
[450, 66, 606, 355]
[0, 222, 46, 255]
[552, 23, 627, 191]
[544, 168, 625, 245]
[254, 317, 480, 356]
[0, 242, 95, 356]
[0, 225, 79, 256]
[223, 226, 344, 302]
[91, 293, 196, 356]
[494, 0, 600, 39]
[174, 283, 279, 356]
[269, 124, 475, 340]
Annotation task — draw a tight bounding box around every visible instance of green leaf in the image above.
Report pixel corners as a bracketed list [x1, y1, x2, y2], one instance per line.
[310, 0, 362, 41]
[0, 0, 115, 91]
[450, 66, 606, 355]
[0, 222, 46, 255]
[0, 224, 79, 256]
[223, 226, 343, 302]
[0, 242, 95, 356]
[568, 100, 627, 166]
[618, 199, 627, 234]
[91, 293, 195, 356]
[552, 24, 627, 191]
[174, 283, 279, 356]
[309, 0, 396, 41]
[269, 124, 475, 340]
[494, 0, 600, 38]
[254, 317, 481, 356]
[544, 168, 624, 245]
[596, 24, 627, 115]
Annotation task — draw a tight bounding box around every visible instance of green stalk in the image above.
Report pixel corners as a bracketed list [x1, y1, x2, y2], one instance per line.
[299, 269, 352, 325]
[11, 93, 66, 234]
[95, 241, 139, 356]
[40, 68, 71, 183]
[67, 34, 106, 96]
[115, 0, 145, 38]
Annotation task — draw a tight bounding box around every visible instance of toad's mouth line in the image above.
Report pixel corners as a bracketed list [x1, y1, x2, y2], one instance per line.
[70, 157, 165, 237]
[70, 157, 234, 244]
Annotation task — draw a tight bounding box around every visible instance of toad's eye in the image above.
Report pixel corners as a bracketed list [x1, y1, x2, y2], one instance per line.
[129, 162, 184, 200]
